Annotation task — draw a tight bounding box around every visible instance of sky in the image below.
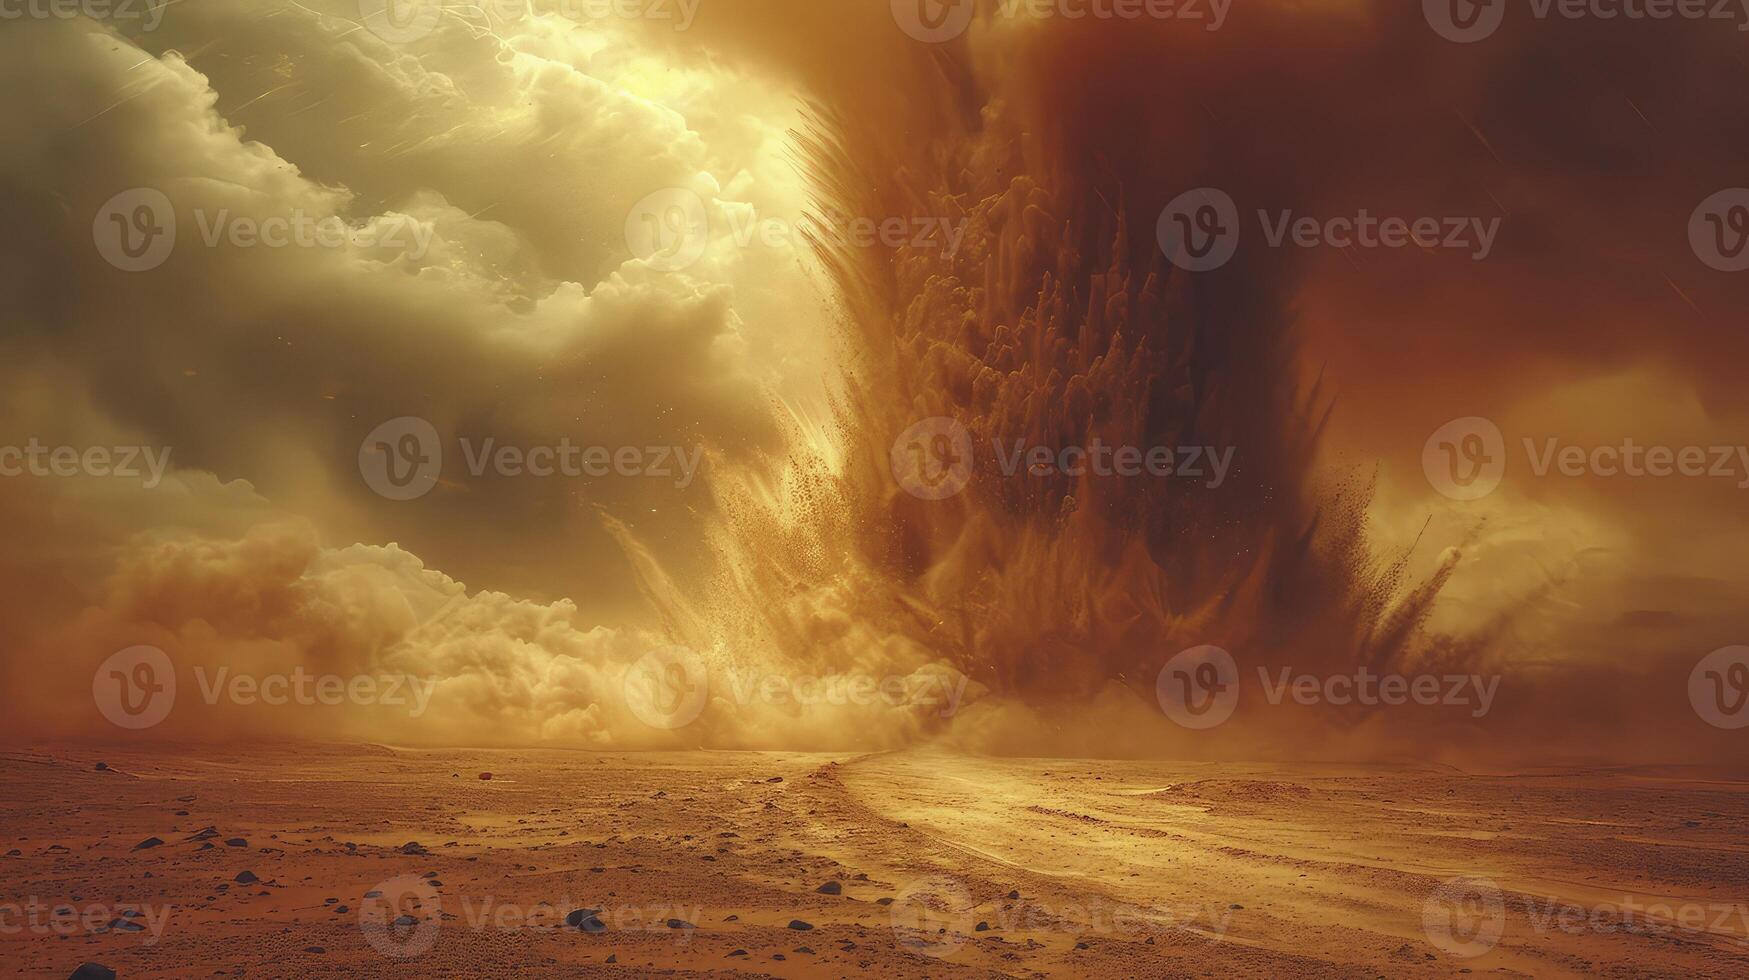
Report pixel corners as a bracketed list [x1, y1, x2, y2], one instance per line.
[1, 0, 1746, 763]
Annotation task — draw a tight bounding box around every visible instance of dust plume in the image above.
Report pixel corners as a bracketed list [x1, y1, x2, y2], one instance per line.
[1, 2, 1744, 764]
[611, 4, 1445, 759]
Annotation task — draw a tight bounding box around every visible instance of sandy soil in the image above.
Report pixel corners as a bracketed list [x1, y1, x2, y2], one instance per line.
[3, 743, 1747, 977]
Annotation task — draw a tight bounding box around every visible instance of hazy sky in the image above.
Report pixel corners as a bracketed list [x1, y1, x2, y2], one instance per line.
[2, 1, 1746, 760]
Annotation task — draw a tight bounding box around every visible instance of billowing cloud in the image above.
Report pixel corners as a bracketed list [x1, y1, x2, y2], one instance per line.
[1, 2, 1745, 761]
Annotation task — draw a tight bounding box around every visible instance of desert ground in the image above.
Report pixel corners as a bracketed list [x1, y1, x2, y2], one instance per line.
[3, 743, 1747, 977]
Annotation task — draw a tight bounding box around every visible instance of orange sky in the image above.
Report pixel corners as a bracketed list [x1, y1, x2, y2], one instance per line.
[1, 1, 1745, 762]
